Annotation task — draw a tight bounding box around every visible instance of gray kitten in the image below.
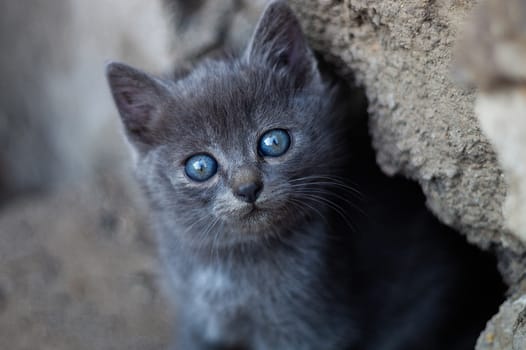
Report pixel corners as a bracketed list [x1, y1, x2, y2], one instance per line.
[107, 1, 357, 349]
[106, 1, 505, 350]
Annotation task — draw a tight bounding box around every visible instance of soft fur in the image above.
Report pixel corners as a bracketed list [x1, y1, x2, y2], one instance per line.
[106, 2, 503, 349]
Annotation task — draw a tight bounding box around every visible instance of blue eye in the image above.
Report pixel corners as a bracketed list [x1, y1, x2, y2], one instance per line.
[185, 154, 218, 182]
[258, 129, 291, 157]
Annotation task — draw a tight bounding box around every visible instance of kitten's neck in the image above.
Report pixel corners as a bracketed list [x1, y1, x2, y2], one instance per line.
[156, 212, 330, 267]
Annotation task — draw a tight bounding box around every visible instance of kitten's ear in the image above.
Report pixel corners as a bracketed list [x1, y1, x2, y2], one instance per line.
[106, 62, 170, 151]
[245, 1, 319, 87]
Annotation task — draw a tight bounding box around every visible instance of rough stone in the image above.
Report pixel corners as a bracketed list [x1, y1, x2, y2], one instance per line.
[454, 0, 526, 347]
[284, 2, 526, 346]
[476, 90, 526, 242]
[287, 0, 521, 253]
[477, 295, 526, 350]
[286, 1, 526, 347]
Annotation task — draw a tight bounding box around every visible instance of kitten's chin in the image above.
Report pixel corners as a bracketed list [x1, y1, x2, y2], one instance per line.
[224, 204, 298, 237]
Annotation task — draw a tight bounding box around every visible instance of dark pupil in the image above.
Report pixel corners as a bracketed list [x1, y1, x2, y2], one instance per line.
[185, 154, 217, 182]
[265, 135, 279, 149]
[259, 129, 290, 157]
[193, 160, 206, 174]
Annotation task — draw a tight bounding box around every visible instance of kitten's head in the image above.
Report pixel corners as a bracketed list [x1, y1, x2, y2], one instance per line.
[106, 1, 350, 247]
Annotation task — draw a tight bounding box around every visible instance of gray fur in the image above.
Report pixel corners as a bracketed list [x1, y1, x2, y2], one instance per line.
[106, 2, 506, 349]
[107, 1, 357, 349]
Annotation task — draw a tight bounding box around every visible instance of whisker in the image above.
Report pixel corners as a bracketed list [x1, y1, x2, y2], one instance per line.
[293, 188, 366, 217]
[290, 181, 362, 198]
[286, 199, 348, 242]
[295, 193, 357, 233]
[207, 218, 222, 259]
[289, 175, 363, 197]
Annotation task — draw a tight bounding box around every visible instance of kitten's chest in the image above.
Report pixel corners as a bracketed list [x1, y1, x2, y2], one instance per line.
[186, 266, 246, 310]
[182, 266, 250, 341]
[175, 245, 323, 324]
[181, 260, 283, 315]
[164, 221, 356, 349]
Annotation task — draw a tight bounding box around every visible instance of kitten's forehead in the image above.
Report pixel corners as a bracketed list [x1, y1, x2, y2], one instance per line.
[164, 60, 296, 153]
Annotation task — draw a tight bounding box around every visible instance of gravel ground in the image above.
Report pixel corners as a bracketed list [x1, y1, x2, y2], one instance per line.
[0, 170, 172, 350]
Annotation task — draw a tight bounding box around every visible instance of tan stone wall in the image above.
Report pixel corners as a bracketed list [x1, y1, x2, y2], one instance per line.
[286, 0, 526, 347]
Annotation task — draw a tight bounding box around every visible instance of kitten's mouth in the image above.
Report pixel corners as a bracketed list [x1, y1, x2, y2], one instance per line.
[241, 204, 259, 218]
[236, 204, 269, 225]
[222, 201, 291, 234]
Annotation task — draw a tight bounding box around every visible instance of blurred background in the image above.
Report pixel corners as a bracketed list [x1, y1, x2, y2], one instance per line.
[0, 1, 266, 349]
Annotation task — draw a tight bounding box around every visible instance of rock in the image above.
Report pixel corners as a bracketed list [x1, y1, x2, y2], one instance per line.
[477, 296, 526, 350]
[287, 0, 519, 252]
[453, 0, 526, 347]
[476, 90, 526, 242]
[286, 0, 526, 347]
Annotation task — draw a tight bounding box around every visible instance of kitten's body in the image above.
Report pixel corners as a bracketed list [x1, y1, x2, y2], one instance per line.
[106, 2, 503, 349]
[164, 220, 353, 349]
[131, 50, 358, 349]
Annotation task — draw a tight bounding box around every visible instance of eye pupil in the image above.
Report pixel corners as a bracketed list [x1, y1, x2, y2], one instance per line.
[259, 129, 291, 157]
[264, 137, 278, 147]
[185, 154, 218, 182]
[194, 161, 205, 173]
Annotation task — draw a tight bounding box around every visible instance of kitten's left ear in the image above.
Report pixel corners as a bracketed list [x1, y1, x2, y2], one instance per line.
[245, 1, 319, 88]
[106, 62, 171, 153]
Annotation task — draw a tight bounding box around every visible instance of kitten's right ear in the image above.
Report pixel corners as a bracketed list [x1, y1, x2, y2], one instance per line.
[244, 1, 319, 88]
[106, 62, 170, 151]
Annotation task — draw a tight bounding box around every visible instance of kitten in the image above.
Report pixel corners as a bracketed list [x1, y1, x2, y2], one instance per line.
[106, 1, 503, 349]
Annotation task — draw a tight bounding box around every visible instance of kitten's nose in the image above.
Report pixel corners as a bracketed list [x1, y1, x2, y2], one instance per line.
[234, 181, 263, 203]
